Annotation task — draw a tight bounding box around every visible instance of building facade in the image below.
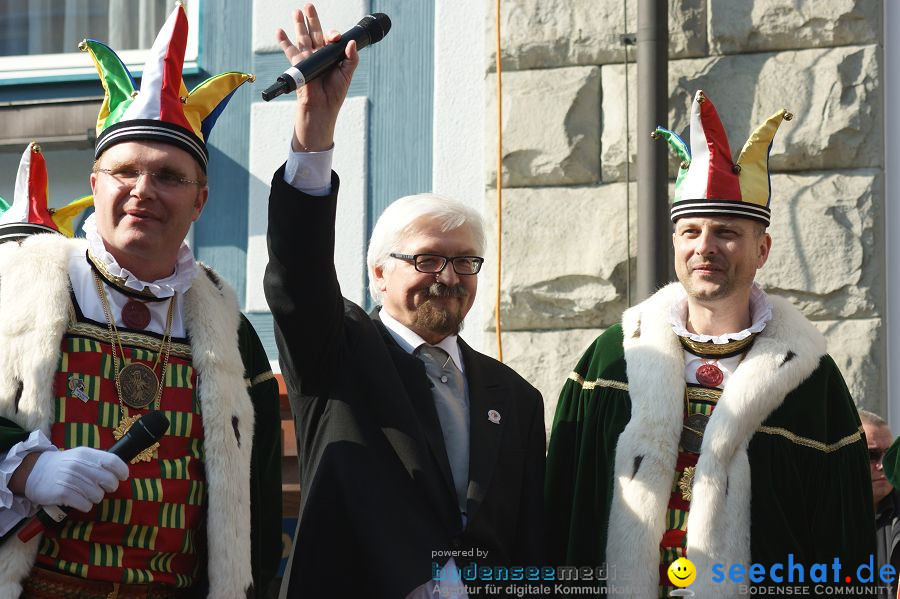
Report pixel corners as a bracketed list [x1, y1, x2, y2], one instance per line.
[0, 0, 892, 432]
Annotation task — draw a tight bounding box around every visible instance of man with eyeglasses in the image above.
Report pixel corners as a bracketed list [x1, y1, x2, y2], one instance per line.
[263, 5, 545, 597]
[860, 410, 900, 598]
[0, 7, 281, 598]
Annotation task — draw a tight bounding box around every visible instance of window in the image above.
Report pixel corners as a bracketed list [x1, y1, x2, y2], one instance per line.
[0, 0, 199, 84]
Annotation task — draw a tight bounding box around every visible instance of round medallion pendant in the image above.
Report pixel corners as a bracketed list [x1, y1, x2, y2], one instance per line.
[695, 362, 724, 388]
[122, 300, 151, 330]
[119, 362, 158, 409]
[680, 413, 710, 453]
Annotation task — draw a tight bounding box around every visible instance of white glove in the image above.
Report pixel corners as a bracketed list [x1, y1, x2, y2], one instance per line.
[23, 447, 129, 512]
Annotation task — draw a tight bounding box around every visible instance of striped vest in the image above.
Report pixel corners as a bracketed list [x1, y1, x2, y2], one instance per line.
[36, 316, 206, 587]
[658, 385, 721, 597]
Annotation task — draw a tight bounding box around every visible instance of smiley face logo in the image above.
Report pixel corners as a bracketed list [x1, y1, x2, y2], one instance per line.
[667, 557, 696, 587]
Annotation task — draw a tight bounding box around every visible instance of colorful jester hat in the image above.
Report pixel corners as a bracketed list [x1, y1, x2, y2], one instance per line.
[0, 143, 93, 243]
[652, 89, 792, 227]
[80, 2, 254, 172]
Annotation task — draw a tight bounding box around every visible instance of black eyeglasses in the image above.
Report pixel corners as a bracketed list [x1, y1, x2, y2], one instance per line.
[869, 448, 888, 465]
[389, 253, 484, 275]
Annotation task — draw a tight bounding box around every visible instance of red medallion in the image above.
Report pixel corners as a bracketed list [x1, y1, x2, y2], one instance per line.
[695, 362, 724, 388]
[122, 300, 151, 330]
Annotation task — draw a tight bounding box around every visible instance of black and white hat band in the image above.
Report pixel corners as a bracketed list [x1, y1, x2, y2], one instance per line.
[95, 119, 209, 172]
[671, 199, 771, 227]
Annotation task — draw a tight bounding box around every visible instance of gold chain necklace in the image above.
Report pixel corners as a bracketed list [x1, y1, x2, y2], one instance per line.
[92, 270, 175, 462]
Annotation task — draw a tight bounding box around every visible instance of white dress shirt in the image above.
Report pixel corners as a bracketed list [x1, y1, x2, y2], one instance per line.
[669, 283, 774, 388]
[378, 308, 466, 373]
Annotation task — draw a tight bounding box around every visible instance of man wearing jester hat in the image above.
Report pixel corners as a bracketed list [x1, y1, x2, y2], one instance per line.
[0, 5, 281, 599]
[545, 90, 875, 597]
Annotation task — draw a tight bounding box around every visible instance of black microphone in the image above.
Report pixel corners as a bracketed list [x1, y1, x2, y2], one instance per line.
[261, 12, 391, 101]
[106, 410, 170, 462]
[16, 411, 170, 542]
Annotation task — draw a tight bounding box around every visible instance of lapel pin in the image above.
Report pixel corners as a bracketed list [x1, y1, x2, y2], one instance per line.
[68, 375, 90, 403]
[488, 409, 501, 425]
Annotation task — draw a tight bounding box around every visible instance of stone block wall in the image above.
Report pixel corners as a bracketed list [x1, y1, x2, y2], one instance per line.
[482, 0, 885, 427]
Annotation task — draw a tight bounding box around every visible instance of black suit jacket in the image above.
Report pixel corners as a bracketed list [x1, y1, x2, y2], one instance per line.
[264, 166, 545, 597]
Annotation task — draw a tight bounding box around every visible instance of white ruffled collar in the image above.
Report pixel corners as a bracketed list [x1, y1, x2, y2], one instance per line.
[669, 282, 772, 344]
[82, 213, 196, 298]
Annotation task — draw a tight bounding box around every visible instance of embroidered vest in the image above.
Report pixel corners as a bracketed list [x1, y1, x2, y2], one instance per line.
[35, 314, 206, 587]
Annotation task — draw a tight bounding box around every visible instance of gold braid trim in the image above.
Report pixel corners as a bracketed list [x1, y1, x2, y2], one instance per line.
[246, 370, 275, 388]
[66, 320, 192, 360]
[686, 386, 723, 403]
[756, 425, 864, 453]
[568, 371, 862, 455]
[678, 333, 758, 357]
[567, 372, 628, 391]
[568, 372, 863, 455]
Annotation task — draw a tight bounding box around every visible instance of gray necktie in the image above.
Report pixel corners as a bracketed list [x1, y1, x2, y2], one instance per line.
[417, 344, 470, 517]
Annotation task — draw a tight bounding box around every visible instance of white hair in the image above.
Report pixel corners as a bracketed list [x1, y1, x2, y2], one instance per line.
[859, 409, 889, 429]
[366, 193, 486, 304]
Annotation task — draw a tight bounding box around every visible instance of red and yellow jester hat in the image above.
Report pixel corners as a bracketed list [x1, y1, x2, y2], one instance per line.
[654, 90, 792, 227]
[0, 143, 93, 242]
[80, 3, 254, 172]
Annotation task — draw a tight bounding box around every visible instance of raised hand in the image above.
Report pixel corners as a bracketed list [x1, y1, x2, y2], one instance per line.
[277, 3, 360, 152]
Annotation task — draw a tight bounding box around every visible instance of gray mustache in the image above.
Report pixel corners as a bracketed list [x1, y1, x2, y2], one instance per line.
[425, 283, 467, 298]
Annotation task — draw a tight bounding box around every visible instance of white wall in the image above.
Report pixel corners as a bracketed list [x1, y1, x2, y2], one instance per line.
[433, 0, 487, 352]
[245, 97, 369, 310]
[252, 1, 367, 54]
[246, 2, 371, 311]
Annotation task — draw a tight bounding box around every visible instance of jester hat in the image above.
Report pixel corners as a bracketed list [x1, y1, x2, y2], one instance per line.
[0, 143, 93, 243]
[80, 3, 254, 172]
[652, 90, 792, 227]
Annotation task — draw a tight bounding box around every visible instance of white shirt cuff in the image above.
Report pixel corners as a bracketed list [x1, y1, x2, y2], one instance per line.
[284, 144, 334, 196]
[0, 430, 54, 512]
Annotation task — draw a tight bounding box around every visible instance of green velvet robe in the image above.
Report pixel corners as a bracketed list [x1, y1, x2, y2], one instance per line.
[0, 419, 26, 457]
[545, 284, 875, 597]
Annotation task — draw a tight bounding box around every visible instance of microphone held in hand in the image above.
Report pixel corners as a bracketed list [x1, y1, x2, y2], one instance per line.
[261, 12, 391, 101]
[107, 410, 170, 463]
[16, 411, 169, 543]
